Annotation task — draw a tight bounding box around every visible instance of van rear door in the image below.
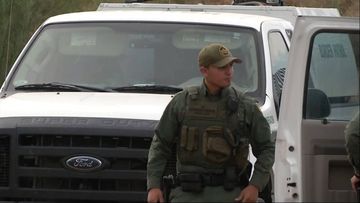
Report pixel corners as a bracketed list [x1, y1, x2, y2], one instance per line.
[275, 16, 359, 202]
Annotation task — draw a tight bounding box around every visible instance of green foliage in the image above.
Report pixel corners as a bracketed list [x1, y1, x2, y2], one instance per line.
[0, 0, 11, 82]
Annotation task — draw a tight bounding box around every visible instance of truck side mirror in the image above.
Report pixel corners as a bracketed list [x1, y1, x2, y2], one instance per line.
[305, 88, 331, 119]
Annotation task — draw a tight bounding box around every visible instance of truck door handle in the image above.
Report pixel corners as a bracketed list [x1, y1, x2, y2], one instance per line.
[287, 182, 296, 187]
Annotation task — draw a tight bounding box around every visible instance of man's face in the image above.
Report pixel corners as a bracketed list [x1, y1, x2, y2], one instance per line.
[201, 62, 234, 90]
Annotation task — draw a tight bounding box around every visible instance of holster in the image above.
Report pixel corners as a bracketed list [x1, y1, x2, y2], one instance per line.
[224, 167, 237, 191]
[238, 162, 252, 188]
[162, 175, 175, 202]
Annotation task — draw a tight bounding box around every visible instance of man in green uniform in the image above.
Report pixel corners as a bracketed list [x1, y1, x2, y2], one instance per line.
[345, 112, 360, 193]
[147, 43, 275, 203]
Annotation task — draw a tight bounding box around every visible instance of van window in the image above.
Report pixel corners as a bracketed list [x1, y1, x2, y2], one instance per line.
[305, 31, 359, 121]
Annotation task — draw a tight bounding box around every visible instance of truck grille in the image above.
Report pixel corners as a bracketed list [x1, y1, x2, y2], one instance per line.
[18, 134, 151, 191]
[0, 117, 158, 201]
[19, 134, 151, 149]
[0, 135, 9, 187]
[18, 176, 146, 191]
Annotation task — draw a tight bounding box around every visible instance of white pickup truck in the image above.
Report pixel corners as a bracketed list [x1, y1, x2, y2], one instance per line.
[0, 2, 346, 202]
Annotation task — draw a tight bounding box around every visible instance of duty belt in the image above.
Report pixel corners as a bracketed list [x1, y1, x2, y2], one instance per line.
[176, 173, 247, 187]
[201, 173, 226, 186]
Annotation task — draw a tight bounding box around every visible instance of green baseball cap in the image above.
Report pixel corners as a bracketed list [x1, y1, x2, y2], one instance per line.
[198, 43, 241, 67]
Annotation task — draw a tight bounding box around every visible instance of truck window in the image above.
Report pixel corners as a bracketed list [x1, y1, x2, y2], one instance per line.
[9, 22, 264, 102]
[269, 31, 289, 74]
[269, 31, 289, 113]
[305, 31, 359, 121]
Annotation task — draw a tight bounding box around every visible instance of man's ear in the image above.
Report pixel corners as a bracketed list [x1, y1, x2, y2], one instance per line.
[200, 66, 208, 76]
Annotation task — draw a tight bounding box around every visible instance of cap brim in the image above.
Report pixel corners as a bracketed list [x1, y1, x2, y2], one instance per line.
[213, 57, 242, 67]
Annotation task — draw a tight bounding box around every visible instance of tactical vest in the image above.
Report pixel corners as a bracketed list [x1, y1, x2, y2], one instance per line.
[177, 86, 250, 174]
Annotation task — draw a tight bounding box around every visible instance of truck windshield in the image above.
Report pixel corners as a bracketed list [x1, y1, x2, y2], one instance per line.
[9, 22, 262, 98]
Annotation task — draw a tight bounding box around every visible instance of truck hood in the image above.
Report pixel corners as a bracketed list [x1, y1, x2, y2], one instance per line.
[0, 92, 173, 120]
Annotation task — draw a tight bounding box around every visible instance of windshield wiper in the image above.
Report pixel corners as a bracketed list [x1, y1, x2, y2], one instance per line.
[15, 82, 114, 92]
[112, 84, 183, 94]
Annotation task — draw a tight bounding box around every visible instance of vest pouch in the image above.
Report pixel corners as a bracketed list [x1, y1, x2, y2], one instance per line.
[202, 126, 232, 164]
[178, 173, 203, 193]
[180, 126, 199, 151]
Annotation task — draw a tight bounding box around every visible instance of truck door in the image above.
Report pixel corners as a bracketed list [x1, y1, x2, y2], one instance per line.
[275, 16, 359, 202]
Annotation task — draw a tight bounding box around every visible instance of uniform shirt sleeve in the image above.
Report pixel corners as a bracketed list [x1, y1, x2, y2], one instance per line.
[345, 112, 360, 175]
[247, 102, 275, 191]
[146, 92, 185, 190]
